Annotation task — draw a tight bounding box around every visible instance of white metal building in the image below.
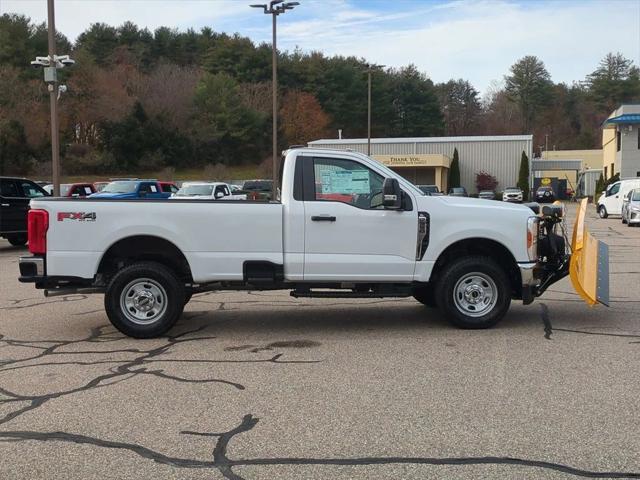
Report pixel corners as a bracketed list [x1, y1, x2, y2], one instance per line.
[308, 135, 533, 193]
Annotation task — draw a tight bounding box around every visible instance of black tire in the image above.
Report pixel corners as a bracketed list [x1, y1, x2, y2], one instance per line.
[435, 256, 511, 329]
[104, 261, 185, 338]
[7, 234, 27, 246]
[622, 215, 627, 224]
[413, 285, 437, 307]
[598, 206, 608, 219]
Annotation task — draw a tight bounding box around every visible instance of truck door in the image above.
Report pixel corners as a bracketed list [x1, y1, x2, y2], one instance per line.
[139, 182, 164, 199]
[301, 156, 418, 282]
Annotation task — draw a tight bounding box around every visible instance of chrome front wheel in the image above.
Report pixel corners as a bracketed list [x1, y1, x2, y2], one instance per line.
[453, 272, 498, 317]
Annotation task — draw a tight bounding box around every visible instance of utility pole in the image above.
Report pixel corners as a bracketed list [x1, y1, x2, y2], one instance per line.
[250, 1, 299, 201]
[365, 64, 384, 157]
[31, 0, 74, 196]
[47, 0, 60, 196]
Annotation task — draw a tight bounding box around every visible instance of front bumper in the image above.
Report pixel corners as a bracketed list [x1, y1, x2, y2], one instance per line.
[518, 262, 540, 305]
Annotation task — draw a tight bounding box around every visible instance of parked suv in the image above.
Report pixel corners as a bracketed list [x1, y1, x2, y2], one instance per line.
[535, 186, 555, 203]
[0, 177, 48, 246]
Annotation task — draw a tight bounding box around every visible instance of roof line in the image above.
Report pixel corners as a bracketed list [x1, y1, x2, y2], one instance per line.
[309, 135, 534, 144]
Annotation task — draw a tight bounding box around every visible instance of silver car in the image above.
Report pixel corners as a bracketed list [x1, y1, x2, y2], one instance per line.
[622, 188, 640, 226]
[502, 187, 523, 203]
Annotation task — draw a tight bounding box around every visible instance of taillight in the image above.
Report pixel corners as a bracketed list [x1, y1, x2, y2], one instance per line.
[28, 209, 49, 254]
[526, 216, 539, 261]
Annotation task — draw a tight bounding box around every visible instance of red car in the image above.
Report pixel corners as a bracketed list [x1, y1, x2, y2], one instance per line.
[44, 183, 96, 197]
[158, 181, 179, 195]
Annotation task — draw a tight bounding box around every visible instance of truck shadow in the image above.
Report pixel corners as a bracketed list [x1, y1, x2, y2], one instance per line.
[177, 301, 540, 337]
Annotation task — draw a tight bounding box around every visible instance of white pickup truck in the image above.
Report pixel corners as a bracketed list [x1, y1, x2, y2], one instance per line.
[19, 148, 580, 338]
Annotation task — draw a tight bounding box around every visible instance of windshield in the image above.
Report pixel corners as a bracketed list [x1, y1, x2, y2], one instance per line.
[177, 184, 214, 196]
[102, 181, 138, 193]
[505, 188, 520, 192]
[419, 186, 438, 194]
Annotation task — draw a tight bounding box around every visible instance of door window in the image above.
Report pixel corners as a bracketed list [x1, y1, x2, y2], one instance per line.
[1, 179, 19, 197]
[214, 185, 226, 198]
[139, 183, 156, 194]
[19, 181, 46, 198]
[313, 158, 384, 209]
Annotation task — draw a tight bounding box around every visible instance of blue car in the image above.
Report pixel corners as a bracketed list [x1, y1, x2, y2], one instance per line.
[89, 181, 171, 199]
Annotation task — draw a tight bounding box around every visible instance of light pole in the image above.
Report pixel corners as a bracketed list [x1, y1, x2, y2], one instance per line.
[365, 64, 385, 156]
[30, 0, 74, 196]
[250, 0, 299, 200]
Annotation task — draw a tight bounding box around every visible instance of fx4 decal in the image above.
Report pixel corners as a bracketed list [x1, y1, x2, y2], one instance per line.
[58, 212, 97, 222]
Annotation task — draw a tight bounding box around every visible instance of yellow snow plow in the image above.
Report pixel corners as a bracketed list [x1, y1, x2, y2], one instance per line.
[526, 198, 609, 307]
[569, 198, 610, 306]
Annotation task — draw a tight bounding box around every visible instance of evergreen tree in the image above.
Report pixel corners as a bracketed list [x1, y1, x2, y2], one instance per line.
[517, 151, 530, 201]
[505, 56, 553, 132]
[594, 173, 605, 197]
[449, 148, 460, 189]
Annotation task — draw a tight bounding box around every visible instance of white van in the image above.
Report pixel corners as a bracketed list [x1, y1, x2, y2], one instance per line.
[597, 178, 640, 218]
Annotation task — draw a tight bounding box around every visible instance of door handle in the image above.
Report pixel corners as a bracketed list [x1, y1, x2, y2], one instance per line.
[311, 215, 336, 222]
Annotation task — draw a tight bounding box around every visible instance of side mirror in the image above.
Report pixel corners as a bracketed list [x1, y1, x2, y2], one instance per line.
[215, 191, 224, 199]
[382, 178, 402, 209]
[139, 191, 147, 197]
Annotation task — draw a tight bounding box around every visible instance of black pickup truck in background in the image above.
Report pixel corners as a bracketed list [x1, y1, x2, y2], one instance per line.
[0, 177, 49, 246]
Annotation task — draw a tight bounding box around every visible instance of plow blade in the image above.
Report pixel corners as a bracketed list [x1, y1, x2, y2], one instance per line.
[569, 198, 609, 306]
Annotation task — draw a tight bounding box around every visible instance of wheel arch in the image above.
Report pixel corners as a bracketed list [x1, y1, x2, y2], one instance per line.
[97, 235, 193, 283]
[430, 237, 521, 298]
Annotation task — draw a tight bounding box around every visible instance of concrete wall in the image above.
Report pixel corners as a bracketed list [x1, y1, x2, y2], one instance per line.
[602, 105, 640, 179]
[308, 136, 533, 193]
[618, 124, 640, 178]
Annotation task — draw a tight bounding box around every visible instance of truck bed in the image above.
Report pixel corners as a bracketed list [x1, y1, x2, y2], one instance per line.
[34, 198, 284, 282]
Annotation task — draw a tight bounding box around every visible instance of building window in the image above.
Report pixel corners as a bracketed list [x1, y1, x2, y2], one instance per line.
[616, 130, 621, 151]
[611, 163, 615, 177]
[604, 166, 608, 179]
[638, 128, 640, 149]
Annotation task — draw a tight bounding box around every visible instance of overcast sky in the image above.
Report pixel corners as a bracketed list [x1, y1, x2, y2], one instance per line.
[3, 0, 640, 93]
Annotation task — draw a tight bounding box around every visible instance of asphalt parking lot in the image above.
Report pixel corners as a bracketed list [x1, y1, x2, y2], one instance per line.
[1, 203, 639, 479]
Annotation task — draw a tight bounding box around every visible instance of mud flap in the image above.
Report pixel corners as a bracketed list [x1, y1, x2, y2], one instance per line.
[569, 198, 610, 306]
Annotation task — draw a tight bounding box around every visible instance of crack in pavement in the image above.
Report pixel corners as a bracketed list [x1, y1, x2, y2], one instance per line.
[0, 324, 321, 427]
[3, 413, 640, 479]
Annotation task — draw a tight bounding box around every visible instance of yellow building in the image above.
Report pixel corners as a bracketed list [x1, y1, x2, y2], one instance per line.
[602, 128, 617, 180]
[540, 149, 603, 187]
[371, 154, 450, 192]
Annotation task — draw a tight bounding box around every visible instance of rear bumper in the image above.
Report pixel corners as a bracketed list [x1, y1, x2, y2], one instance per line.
[19, 256, 45, 280]
[19, 255, 94, 290]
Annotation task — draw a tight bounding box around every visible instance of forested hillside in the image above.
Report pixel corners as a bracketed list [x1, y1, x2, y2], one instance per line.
[1, 14, 639, 176]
